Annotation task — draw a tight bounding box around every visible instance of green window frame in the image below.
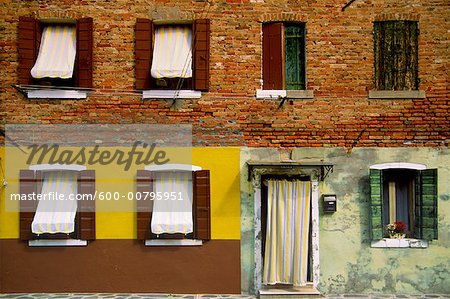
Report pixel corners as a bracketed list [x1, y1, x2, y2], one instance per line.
[369, 168, 438, 241]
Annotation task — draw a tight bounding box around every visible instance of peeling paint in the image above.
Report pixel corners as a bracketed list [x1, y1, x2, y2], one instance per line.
[241, 147, 450, 295]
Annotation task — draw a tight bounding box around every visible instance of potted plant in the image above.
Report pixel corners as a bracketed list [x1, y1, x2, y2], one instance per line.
[385, 221, 407, 239]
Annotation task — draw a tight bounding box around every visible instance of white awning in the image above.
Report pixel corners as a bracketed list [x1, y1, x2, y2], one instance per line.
[31, 25, 76, 79]
[151, 26, 192, 79]
[32, 171, 78, 235]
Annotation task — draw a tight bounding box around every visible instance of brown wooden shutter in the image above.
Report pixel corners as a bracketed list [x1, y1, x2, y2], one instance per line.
[76, 17, 93, 88]
[135, 19, 153, 90]
[78, 170, 95, 240]
[18, 16, 40, 85]
[19, 170, 38, 240]
[136, 170, 153, 240]
[262, 23, 283, 90]
[193, 170, 211, 241]
[193, 19, 210, 91]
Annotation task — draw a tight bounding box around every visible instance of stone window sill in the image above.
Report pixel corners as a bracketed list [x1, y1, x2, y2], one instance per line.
[145, 239, 203, 246]
[371, 238, 428, 248]
[256, 89, 314, 99]
[142, 90, 202, 99]
[29, 239, 88, 247]
[368, 90, 426, 99]
[25, 89, 88, 99]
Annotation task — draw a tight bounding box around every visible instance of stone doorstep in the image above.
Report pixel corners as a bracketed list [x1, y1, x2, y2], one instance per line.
[259, 285, 321, 298]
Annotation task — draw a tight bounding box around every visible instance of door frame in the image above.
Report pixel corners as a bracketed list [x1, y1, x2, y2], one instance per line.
[249, 166, 321, 292]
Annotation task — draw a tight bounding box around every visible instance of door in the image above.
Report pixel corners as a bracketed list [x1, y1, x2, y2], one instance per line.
[261, 177, 312, 286]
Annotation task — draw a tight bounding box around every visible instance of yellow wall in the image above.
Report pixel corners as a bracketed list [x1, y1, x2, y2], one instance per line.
[0, 147, 241, 240]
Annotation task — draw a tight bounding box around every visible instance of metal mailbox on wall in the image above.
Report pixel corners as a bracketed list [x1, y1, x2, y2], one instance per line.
[323, 194, 337, 213]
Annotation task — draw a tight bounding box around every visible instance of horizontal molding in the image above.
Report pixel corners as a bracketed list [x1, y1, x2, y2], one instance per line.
[371, 238, 428, 248]
[142, 90, 202, 99]
[145, 239, 203, 246]
[370, 162, 426, 170]
[256, 89, 314, 99]
[28, 239, 88, 247]
[369, 90, 426, 99]
[26, 90, 88, 99]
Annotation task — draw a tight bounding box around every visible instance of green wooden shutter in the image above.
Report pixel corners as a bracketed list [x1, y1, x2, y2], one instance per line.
[369, 169, 384, 240]
[135, 19, 153, 90]
[76, 17, 94, 88]
[262, 23, 283, 90]
[193, 170, 211, 241]
[136, 170, 153, 240]
[415, 169, 438, 240]
[284, 24, 306, 90]
[193, 19, 210, 91]
[374, 21, 418, 90]
[78, 170, 96, 240]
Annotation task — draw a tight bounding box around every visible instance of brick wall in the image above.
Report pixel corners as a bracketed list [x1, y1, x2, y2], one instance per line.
[1, 0, 448, 147]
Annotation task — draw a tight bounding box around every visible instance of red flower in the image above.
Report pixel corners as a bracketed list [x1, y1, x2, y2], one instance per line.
[394, 221, 406, 234]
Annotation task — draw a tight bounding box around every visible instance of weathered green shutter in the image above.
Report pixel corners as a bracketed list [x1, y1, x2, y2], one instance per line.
[369, 169, 384, 240]
[415, 169, 438, 240]
[284, 24, 306, 90]
[374, 21, 418, 91]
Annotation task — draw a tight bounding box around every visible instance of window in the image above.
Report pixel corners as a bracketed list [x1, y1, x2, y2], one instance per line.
[262, 22, 306, 90]
[135, 19, 210, 96]
[19, 166, 95, 245]
[18, 16, 93, 96]
[369, 164, 438, 242]
[136, 165, 211, 244]
[373, 20, 419, 91]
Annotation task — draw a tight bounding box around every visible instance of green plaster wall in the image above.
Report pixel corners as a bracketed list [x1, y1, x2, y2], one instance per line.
[240, 147, 450, 295]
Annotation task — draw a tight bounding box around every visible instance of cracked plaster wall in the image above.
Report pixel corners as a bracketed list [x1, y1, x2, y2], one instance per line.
[240, 147, 450, 295]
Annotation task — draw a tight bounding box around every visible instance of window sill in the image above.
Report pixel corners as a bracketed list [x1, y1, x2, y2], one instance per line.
[256, 89, 314, 99]
[368, 90, 426, 99]
[142, 90, 202, 99]
[28, 239, 88, 247]
[145, 239, 203, 246]
[25, 89, 88, 99]
[371, 238, 428, 248]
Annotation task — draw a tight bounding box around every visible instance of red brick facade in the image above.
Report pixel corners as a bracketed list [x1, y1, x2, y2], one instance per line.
[1, 0, 448, 147]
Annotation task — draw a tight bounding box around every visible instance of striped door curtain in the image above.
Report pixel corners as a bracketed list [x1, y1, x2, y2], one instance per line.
[151, 172, 194, 235]
[31, 171, 78, 234]
[263, 180, 311, 286]
[31, 25, 77, 79]
[151, 25, 193, 79]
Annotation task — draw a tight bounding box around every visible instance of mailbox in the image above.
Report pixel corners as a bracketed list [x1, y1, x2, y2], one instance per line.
[323, 194, 337, 212]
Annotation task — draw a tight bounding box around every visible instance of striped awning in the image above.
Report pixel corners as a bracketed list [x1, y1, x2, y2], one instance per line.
[151, 172, 194, 235]
[31, 171, 78, 235]
[31, 25, 76, 79]
[151, 26, 192, 79]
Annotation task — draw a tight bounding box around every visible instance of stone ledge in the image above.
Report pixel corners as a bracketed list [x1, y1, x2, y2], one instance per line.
[368, 90, 426, 99]
[371, 238, 428, 248]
